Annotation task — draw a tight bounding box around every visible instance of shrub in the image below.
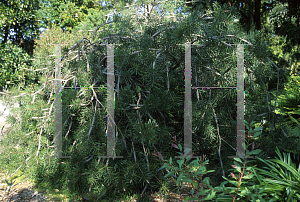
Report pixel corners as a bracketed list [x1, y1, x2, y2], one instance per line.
[0, 41, 35, 91]
[156, 120, 300, 201]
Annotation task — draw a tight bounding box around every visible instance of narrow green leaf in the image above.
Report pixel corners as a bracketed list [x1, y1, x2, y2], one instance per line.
[250, 127, 262, 133]
[164, 172, 172, 178]
[191, 180, 198, 189]
[191, 188, 195, 196]
[177, 159, 184, 169]
[234, 163, 242, 173]
[198, 189, 210, 196]
[271, 159, 300, 179]
[259, 185, 266, 194]
[203, 189, 216, 200]
[178, 144, 182, 152]
[190, 159, 199, 165]
[246, 149, 261, 156]
[182, 178, 193, 183]
[252, 131, 261, 138]
[196, 170, 206, 175]
[177, 173, 184, 185]
[184, 197, 200, 201]
[234, 158, 243, 164]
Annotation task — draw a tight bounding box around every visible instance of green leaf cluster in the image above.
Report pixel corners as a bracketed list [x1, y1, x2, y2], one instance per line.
[0, 41, 35, 90]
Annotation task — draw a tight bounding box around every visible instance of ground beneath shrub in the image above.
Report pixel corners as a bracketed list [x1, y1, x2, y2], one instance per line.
[0, 172, 48, 202]
[148, 181, 204, 202]
[0, 173, 202, 202]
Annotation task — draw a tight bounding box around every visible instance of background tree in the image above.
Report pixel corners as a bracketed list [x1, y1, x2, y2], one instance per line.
[36, 0, 136, 33]
[0, 0, 44, 91]
[0, 0, 41, 56]
[0, 41, 35, 91]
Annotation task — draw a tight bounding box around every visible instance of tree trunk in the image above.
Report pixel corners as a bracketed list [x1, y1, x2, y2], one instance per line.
[247, 0, 251, 34]
[254, 0, 261, 30]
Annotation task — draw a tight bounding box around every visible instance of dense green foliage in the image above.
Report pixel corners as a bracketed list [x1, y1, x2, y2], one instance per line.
[0, 41, 36, 90]
[37, 0, 98, 32]
[0, 0, 41, 56]
[0, 0, 299, 201]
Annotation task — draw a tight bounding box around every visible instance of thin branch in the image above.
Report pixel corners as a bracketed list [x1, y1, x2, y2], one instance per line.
[81, 45, 90, 72]
[64, 120, 72, 139]
[203, 66, 222, 76]
[225, 35, 253, 45]
[10, 164, 23, 178]
[209, 103, 225, 177]
[66, 55, 78, 62]
[47, 88, 53, 105]
[267, 57, 280, 134]
[31, 116, 47, 119]
[140, 184, 148, 197]
[142, 140, 150, 171]
[77, 37, 92, 46]
[221, 137, 238, 152]
[220, 41, 234, 49]
[132, 140, 137, 162]
[21, 67, 49, 72]
[1, 125, 4, 137]
[130, 50, 144, 56]
[152, 27, 175, 38]
[280, 126, 288, 138]
[35, 125, 43, 159]
[100, 35, 130, 41]
[87, 101, 97, 140]
[90, 86, 107, 111]
[36, 98, 55, 160]
[0, 92, 9, 96]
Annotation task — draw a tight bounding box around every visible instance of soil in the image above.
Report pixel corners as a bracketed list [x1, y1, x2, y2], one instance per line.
[0, 175, 48, 202]
[0, 172, 201, 202]
[148, 182, 203, 201]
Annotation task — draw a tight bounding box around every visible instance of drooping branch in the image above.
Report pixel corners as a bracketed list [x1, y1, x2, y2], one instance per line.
[209, 103, 225, 177]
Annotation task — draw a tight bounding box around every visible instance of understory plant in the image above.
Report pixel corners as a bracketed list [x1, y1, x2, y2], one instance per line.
[154, 135, 217, 201]
[254, 147, 300, 201]
[216, 121, 300, 201]
[218, 146, 300, 201]
[154, 120, 265, 201]
[213, 120, 269, 202]
[155, 119, 300, 201]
